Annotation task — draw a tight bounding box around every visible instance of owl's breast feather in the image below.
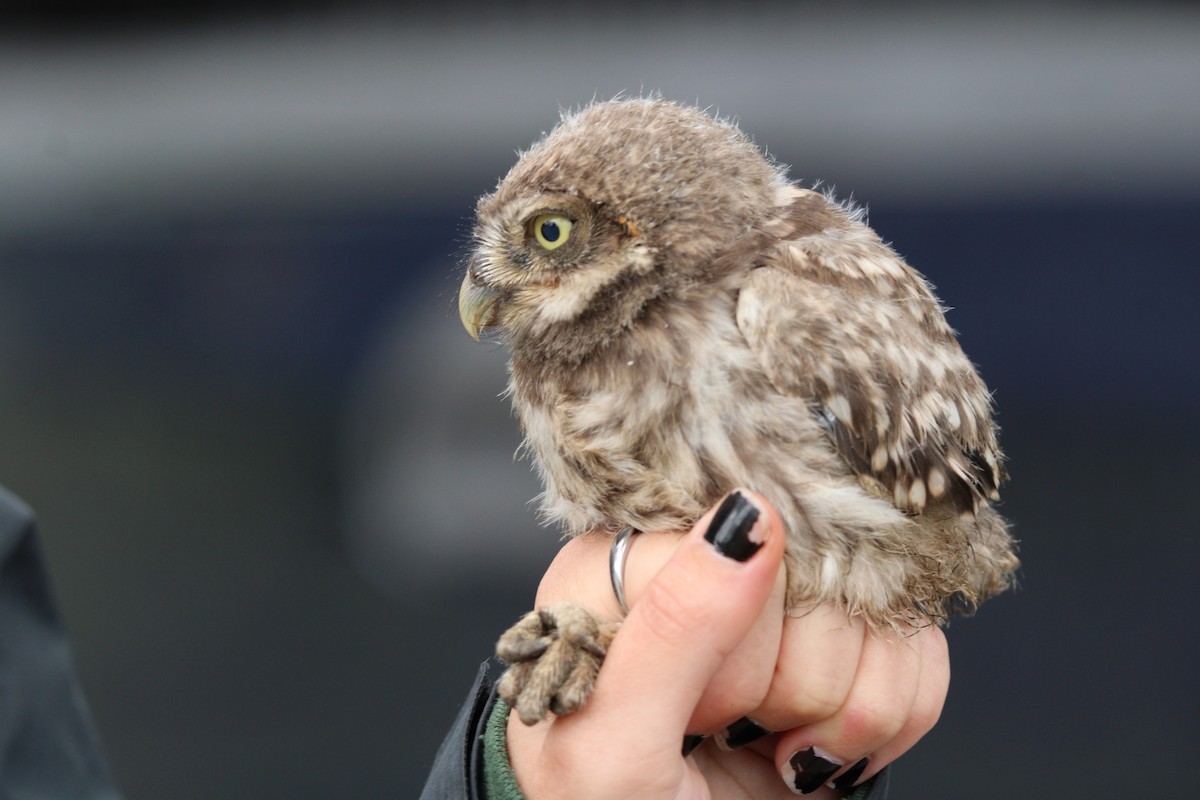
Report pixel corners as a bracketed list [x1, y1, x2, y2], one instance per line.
[510, 285, 824, 537]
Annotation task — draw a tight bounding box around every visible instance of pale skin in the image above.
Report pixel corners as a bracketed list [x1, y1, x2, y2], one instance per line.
[507, 492, 950, 799]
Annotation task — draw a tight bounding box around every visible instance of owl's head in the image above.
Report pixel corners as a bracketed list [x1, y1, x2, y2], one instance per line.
[459, 99, 784, 352]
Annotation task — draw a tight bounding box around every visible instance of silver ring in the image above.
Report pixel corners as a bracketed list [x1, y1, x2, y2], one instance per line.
[609, 527, 639, 615]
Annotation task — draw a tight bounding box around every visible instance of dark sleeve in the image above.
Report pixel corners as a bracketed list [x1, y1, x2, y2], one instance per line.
[418, 657, 505, 800]
[0, 486, 121, 798]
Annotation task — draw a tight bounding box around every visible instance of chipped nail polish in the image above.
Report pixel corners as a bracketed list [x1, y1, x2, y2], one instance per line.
[831, 757, 869, 791]
[722, 716, 771, 749]
[704, 491, 763, 562]
[784, 746, 842, 794]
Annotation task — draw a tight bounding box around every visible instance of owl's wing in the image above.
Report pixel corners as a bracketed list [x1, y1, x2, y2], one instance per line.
[735, 188, 1003, 515]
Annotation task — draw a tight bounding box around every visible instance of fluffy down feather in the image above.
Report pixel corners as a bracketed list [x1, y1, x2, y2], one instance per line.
[461, 98, 1018, 628]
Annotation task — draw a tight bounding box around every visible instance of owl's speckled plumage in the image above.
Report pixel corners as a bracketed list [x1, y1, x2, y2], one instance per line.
[461, 98, 1018, 723]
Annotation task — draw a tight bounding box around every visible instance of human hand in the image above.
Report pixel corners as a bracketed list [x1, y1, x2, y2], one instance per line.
[506, 491, 949, 798]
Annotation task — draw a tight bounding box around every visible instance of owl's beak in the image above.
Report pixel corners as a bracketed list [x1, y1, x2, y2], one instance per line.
[458, 271, 504, 341]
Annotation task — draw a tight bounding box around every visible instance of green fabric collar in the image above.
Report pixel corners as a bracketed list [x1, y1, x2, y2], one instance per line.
[482, 699, 525, 800]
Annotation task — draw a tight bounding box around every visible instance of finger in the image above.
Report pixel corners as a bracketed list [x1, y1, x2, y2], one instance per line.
[563, 490, 785, 758]
[720, 604, 865, 745]
[533, 531, 630, 620]
[532, 529, 690, 620]
[686, 512, 787, 734]
[848, 624, 949, 786]
[691, 745, 812, 800]
[543, 494, 788, 738]
[545, 514, 788, 737]
[773, 623, 923, 794]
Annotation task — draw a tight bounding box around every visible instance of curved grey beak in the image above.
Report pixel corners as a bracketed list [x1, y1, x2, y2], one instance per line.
[458, 270, 504, 341]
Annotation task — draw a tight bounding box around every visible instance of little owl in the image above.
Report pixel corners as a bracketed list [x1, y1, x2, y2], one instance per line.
[458, 98, 1018, 725]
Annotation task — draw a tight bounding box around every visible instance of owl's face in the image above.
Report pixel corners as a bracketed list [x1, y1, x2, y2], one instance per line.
[459, 99, 784, 350]
[459, 185, 651, 344]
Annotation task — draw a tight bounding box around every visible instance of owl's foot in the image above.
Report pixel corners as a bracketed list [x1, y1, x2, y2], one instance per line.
[496, 602, 620, 726]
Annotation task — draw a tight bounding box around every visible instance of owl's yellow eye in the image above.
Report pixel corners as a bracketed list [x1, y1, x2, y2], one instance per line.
[531, 214, 573, 251]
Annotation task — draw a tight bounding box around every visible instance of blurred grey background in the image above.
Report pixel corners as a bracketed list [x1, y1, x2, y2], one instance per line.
[2, 1, 1198, 797]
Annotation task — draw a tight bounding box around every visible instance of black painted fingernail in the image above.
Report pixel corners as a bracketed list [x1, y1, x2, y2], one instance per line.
[704, 491, 763, 562]
[831, 757, 869, 792]
[783, 746, 842, 794]
[723, 716, 771, 749]
[681, 734, 706, 757]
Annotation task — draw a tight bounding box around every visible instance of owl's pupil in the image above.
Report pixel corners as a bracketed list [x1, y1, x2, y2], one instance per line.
[540, 220, 561, 242]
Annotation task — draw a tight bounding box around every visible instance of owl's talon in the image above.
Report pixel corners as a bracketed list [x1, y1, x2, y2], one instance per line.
[496, 602, 619, 725]
[496, 636, 551, 663]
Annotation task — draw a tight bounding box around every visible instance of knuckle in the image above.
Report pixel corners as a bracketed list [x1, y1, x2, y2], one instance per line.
[772, 665, 849, 723]
[695, 679, 769, 731]
[906, 692, 946, 737]
[788, 682, 844, 723]
[838, 696, 907, 744]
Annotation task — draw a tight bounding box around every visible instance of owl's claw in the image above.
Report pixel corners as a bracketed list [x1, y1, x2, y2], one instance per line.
[496, 602, 619, 726]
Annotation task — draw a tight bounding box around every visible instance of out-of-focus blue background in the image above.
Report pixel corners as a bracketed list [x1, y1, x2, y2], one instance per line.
[2, 2, 1197, 797]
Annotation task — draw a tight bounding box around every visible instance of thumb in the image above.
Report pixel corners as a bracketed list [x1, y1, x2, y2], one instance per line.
[574, 490, 785, 756]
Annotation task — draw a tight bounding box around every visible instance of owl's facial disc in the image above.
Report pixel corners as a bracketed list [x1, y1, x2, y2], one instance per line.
[461, 193, 602, 337]
[463, 184, 662, 346]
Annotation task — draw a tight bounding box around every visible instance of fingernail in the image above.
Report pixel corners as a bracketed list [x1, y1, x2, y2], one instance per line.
[681, 734, 706, 757]
[704, 491, 764, 562]
[830, 757, 869, 791]
[783, 746, 842, 794]
[719, 716, 771, 749]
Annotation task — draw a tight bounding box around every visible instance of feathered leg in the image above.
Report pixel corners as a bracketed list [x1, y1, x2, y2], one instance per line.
[496, 603, 620, 725]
